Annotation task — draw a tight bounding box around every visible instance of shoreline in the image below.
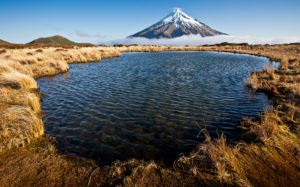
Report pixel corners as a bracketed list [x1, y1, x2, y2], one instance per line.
[0, 44, 299, 186]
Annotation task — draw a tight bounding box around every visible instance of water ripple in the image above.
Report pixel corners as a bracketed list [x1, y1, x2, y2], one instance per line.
[37, 51, 271, 164]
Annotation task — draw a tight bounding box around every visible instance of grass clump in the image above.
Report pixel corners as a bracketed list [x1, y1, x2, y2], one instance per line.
[0, 49, 7, 54]
[176, 110, 300, 187]
[0, 71, 37, 89]
[0, 135, 106, 187]
[263, 65, 276, 80]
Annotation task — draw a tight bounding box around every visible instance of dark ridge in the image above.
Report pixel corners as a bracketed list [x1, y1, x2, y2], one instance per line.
[0, 38, 11, 45]
[27, 35, 94, 46]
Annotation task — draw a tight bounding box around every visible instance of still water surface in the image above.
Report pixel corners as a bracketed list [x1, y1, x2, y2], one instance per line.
[37, 51, 271, 164]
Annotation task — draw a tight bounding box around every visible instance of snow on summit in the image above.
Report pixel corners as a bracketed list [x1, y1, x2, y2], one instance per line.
[130, 8, 226, 39]
[161, 8, 204, 28]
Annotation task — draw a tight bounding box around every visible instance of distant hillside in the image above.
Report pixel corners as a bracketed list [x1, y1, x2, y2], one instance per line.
[0, 39, 11, 45]
[28, 35, 94, 46]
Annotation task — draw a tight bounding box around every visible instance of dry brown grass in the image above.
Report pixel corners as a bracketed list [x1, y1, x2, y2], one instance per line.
[280, 56, 290, 70]
[292, 83, 300, 96]
[176, 111, 300, 187]
[0, 49, 7, 54]
[0, 46, 122, 153]
[0, 135, 107, 187]
[247, 73, 258, 89]
[0, 135, 201, 187]
[263, 65, 276, 80]
[0, 104, 43, 152]
[0, 71, 37, 89]
[0, 71, 42, 152]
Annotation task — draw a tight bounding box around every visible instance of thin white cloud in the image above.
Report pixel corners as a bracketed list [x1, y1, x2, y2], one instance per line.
[74, 30, 104, 38]
[104, 35, 300, 46]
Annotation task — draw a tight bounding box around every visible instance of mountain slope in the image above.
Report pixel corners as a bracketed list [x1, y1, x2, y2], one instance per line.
[130, 8, 226, 39]
[28, 35, 93, 46]
[28, 35, 77, 45]
[0, 39, 11, 45]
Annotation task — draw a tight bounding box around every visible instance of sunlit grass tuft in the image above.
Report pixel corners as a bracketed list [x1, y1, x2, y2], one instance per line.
[176, 110, 300, 186]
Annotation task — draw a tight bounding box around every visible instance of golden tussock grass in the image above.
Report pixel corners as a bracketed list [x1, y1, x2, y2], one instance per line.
[0, 71, 37, 89]
[0, 135, 106, 187]
[0, 49, 7, 54]
[176, 111, 300, 187]
[280, 56, 290, 70]
[0, 46, 123, 152]
[0, 87, 41, 113]
[0, 104, 43, 152]
[292, 83, 300, 96]
[246, 73, 258, 89]
[0, 135, 200, 186]
[263, 65, 276, 80]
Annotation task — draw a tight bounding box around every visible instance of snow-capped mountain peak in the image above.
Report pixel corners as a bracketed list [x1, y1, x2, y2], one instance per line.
[162, 8, 203, 28]
[130, 8, 227, 39]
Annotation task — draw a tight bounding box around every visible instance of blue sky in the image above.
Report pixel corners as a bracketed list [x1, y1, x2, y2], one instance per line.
[0, 0, 300, 44]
